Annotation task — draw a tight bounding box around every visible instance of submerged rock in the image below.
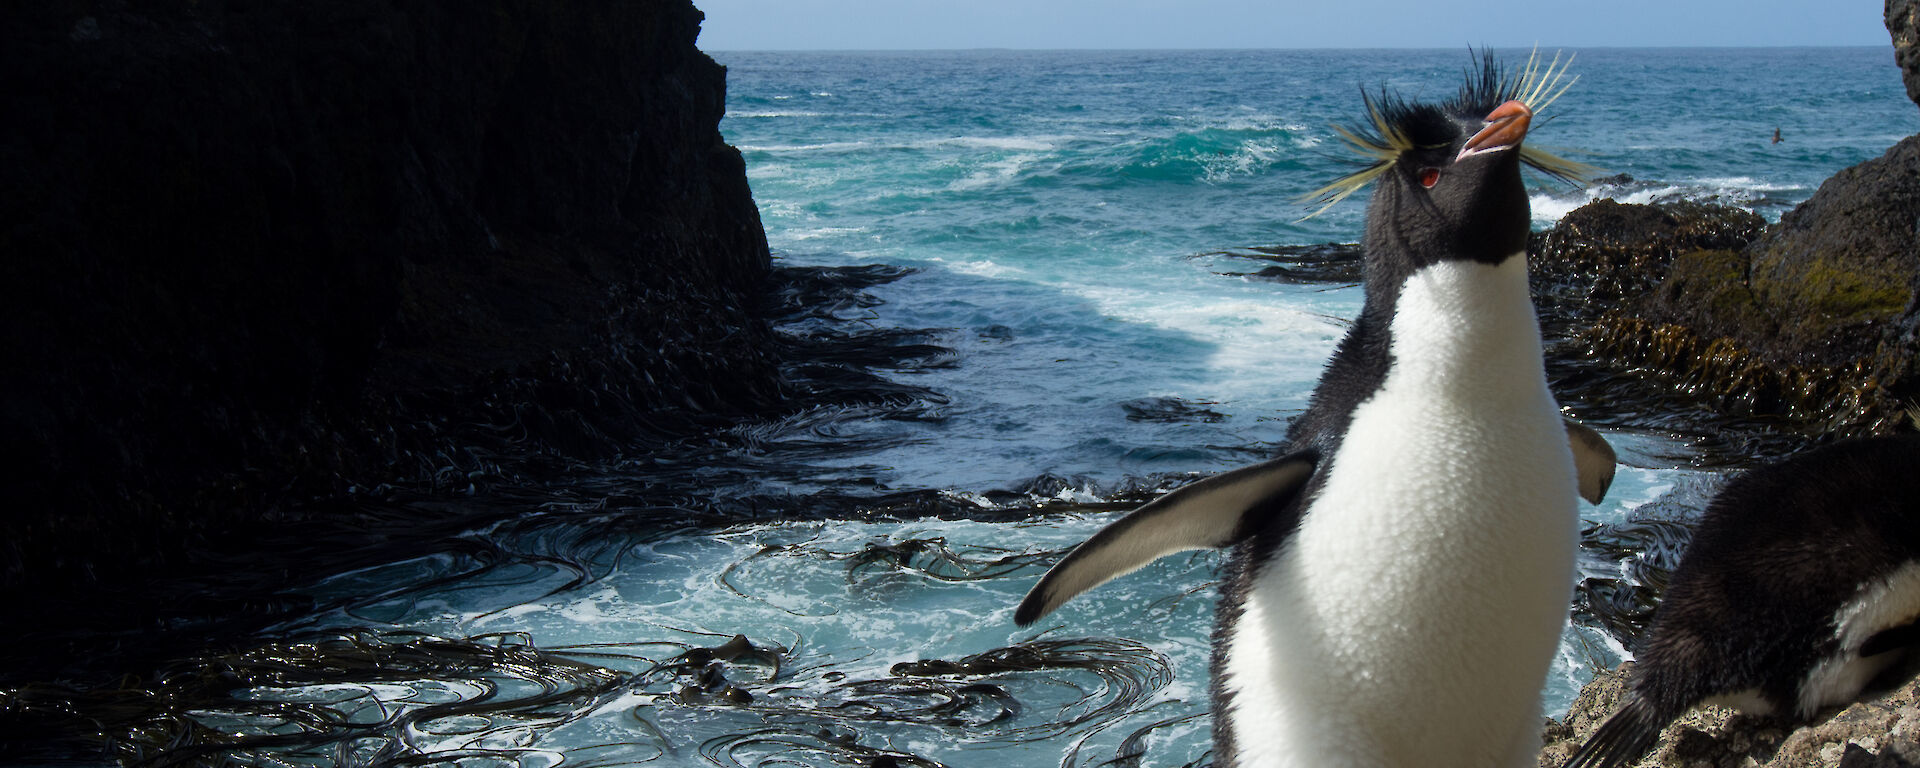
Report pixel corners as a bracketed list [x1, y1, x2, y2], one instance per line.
[1120, 396, 1228, 424]
[1208, 242, 1366, 284]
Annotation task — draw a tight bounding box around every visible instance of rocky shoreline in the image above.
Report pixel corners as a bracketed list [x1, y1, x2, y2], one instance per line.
[1541, 662, 1920, 767]
[1534, 134, 1920, 439]
[1529, 5, 1920, 764]
[2, 1, 1918, 766]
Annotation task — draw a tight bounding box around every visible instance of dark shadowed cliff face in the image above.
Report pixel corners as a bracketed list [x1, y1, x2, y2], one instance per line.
[0, 1, 776, 592]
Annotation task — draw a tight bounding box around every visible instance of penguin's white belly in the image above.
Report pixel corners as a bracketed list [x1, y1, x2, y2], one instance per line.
[1797, 560, 1920, 717]
[1222, 256, 1580, 768]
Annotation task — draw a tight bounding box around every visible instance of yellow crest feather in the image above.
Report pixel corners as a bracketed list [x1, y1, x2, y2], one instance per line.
[1298, 48, 1597, 220]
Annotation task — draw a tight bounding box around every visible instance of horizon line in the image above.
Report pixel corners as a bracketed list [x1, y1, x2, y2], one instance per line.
[701, 43, 1897, 54]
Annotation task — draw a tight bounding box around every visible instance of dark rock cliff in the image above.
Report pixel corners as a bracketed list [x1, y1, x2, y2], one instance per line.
[0, 1, 778, 594]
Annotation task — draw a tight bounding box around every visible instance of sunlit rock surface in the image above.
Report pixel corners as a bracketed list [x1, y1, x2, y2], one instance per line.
[1541, 662, 1920, 767]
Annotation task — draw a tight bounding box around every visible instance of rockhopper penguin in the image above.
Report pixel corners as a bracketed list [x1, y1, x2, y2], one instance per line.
[1014, 51, 1610, 768]
[1563, 433, 1920, 768]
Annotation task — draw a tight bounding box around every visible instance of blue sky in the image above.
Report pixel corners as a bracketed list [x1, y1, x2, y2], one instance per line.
[693, 0, 1893, 50]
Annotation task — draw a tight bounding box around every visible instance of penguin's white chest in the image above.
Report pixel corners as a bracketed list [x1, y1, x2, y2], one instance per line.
[1223, 256, 1580, 768]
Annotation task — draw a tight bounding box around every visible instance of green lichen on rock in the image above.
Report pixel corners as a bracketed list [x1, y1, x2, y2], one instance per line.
[1743, 135, 1920, 368]
[1648, 249, 1779, 343]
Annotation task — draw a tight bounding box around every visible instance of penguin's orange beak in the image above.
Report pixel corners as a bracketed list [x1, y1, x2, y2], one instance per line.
[1457, 99, 1532, 161]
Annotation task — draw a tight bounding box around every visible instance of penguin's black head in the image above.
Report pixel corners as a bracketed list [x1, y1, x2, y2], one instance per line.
[1304, 51, 1591, 271]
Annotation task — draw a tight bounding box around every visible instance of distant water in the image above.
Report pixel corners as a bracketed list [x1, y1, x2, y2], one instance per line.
[34, 48, 1918, 768]
[717, 46, 1915, 486]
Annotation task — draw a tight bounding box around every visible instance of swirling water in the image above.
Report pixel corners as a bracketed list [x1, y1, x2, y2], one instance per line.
[18, 48, 1918, 767]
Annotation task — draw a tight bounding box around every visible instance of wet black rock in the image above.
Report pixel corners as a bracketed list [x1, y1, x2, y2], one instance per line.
[1527, 199, 1767, 325]
[1559, 137, 1920, 436]
[1736, 136, 1920, 370]
[0, 2, 777, 594]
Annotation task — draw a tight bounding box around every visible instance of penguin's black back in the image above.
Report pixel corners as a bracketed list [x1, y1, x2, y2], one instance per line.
[1567, 434, 1920, 768]
[1636, 434, 1920, 712]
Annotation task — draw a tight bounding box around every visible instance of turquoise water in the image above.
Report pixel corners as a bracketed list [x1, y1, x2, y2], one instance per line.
[79, 48, 1918, 767]
[717, 47, 1915, 489]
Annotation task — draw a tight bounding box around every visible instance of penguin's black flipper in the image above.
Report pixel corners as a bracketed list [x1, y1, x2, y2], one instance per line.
[1565, 419, 1617, 505]
[1013, 450, 1320, 626]
[1561, 695, 1666, 768]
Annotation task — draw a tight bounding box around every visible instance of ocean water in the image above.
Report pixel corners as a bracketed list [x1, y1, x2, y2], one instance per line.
[718, 46, 1915, 484]
[46, 48, 1920, 767]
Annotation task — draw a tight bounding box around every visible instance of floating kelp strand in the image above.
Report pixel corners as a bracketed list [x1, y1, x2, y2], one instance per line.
[1136, 573, 1222, 626]
[761, 264, 917, 323]
[721, 403, 949, 461]
[1198, 242, 1364, 285]
[803, 677, 1022, 728]
[1567, 475, 1717, 649]
[676, 634, 790, 677]
[624, 641, 1006, 765]
[279, 499, 766, 631]
[1116, 397, 1228, 425]
[712, 527, 1074, 620]
[1570, 576, 1661, 650]
[718, 544, 842, 618]
[614, 628, 1184, 762]
[697, 726, 950, 768]
[1057, 705, 1210, 768]
[886, 638, 1174, 743]
[324, 546, 588, 629]
[839, 537, 1060, 584]
[94, 631, 642, 767]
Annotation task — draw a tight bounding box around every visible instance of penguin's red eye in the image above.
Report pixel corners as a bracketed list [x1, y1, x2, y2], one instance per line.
[1419, 167, 1442, 188]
